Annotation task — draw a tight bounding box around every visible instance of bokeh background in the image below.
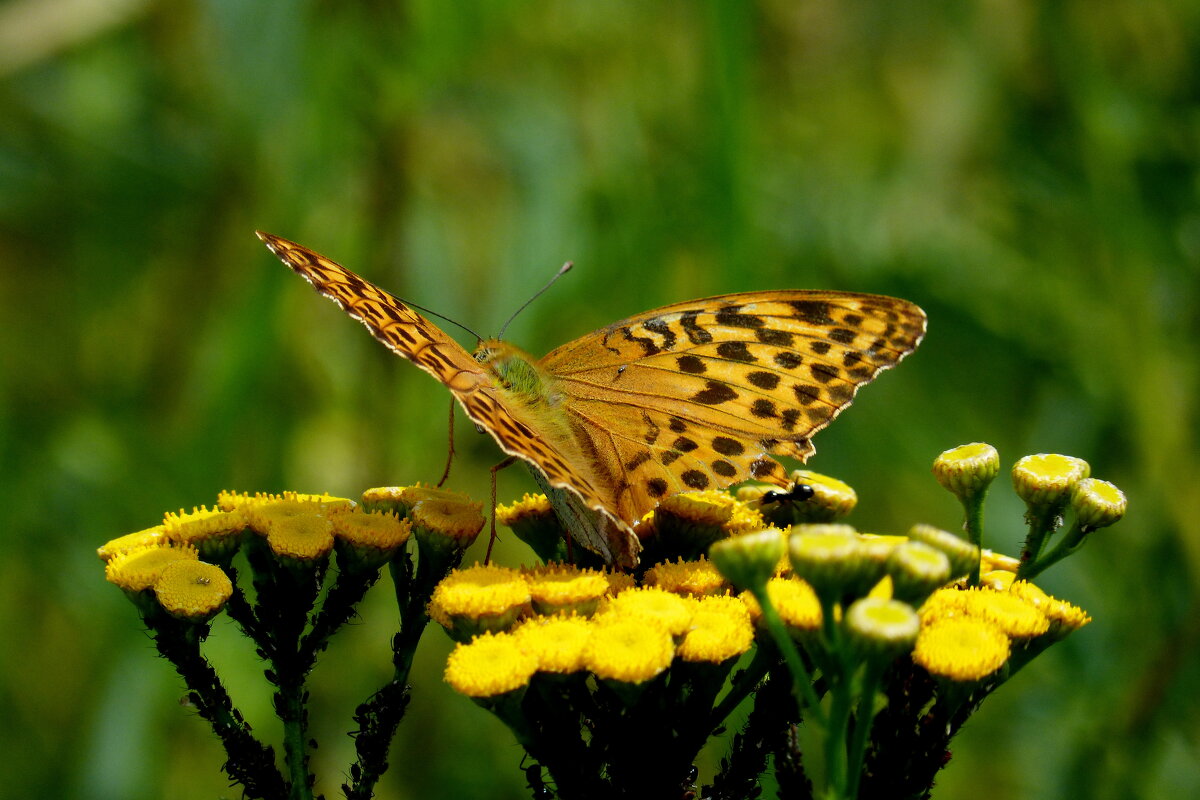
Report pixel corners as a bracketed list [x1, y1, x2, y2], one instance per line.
[3, 1, 1198, 798]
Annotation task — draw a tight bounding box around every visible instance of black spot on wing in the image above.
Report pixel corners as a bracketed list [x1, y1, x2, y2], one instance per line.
[647, 478, 669, 498]
[716, 342, 757, 363]
[690, 381, 738, 405]
[643, 318, 677, 351]
[712, 436, 745, 456]
[714, 306, 765, 328]
[747, 371, 780, 390]
[775, 351, 803, 370]
[789, 300, 835, 325]
[681, 470, 710, 489]
[680, 310, 713, 345]
[677, 355, 706, 374]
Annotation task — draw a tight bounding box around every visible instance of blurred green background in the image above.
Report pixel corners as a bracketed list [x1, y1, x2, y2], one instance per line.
[2, 0, 1198, 798]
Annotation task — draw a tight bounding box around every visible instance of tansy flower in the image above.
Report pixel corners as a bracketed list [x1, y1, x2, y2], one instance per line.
[1012, 454, 1090, 510]
[913, 616, 1010, 681]
[887, 541, 952, 605]
[678, 595, 754, 664]
[844, 597, 921, 660]
[105, 544, 200, 593]
[584, 616, 675, 684]
[153, 560, 234, 622]
[330, 508, 412, 573]
[604, 570, 637, 596]
[524, 564, 609, 616]
[163, 506, 246, 562]
[932, 443, 1000, 501]
[741, 577, 823, 633]
[496, 493, 565, 562]
[512, 614, 593, 674]
[980, 549, 1020, 573]
[1007, 582, 1091, 637]
[788, 525, 868, 601]
[1070, 478, 1127, 530]
[363, 484, 474, 519]
[444, 632, 538, 698]
[597, 587, 694, 636]
[429, 565, 531, 640]
[98, 525, 167, 563]
[263, 513, 335, 562]
[410, 496, 485, 548]
[653, 491, 765, 550]
[709, 529, 786, 592]
[643, 557, 731, 597]
[958, 588, 1049, 639]
[281, 491, 354, 510]
[241, 497, 325, 535]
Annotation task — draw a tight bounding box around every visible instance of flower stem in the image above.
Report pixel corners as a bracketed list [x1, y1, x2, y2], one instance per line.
[750, 585, 826, 728]
[844, 663, 884, 799]
[960, 492, 986, 586]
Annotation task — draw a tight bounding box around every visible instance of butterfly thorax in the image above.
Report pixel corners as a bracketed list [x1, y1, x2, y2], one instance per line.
[474, 339, 562, 407]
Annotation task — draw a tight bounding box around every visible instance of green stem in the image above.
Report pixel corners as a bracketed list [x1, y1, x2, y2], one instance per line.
[751, 585, 826, 728]
[279, 684, 312, 800]
[824, 664, 851, 800]
[960, 492, 986, 587]
[1019, 521, 1087, 580]
[708, 644, 775, 728]
[845, 663, 884, 799]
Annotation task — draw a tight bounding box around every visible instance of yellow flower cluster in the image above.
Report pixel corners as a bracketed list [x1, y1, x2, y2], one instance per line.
[439, 562, 759, 698]
[103, 543, 233, 622]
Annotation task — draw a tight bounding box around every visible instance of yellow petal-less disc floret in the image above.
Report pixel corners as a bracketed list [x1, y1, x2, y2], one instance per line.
[525, 564, 610, 616]
[980, 548, 1021, 573]
[163, 506, 246, 562]
[584, 616, 675, 684]
[330, 508, 412, 572]
[887, 541, 952, 605]
[105, 544, 200, 593]
[845, 597, 921, 659]
[98, 525, 168, 563]
[495, 493, 554, 526]
[645, 557, 732, 597]
[429, 565, 531, 637]
[959, 588, 1050, 639]
[512, 614, 593, 674]
[1006, 581, 1092, 636]
[913, 616, 1010, 681]
[263, 513, 335, 562]
[410, 497, 486, 546]
[932, 443, 1000, 500]
[1070, 478, 1127, 530]
[153, 560, 234, 622]
[1012, 454, 1090, 510]
[741, 577, 823, 633]
[444, 632, 538, 698]
[678, 595, 754, 664]
[597, 587, 695, 636]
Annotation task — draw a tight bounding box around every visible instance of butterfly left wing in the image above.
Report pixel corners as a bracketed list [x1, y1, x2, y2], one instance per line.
[541, 291, 926, 525]
[258, 232, 640, 565]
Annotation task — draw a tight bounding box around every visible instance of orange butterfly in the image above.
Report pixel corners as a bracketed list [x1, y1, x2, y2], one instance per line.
[259, 233, 925, 566]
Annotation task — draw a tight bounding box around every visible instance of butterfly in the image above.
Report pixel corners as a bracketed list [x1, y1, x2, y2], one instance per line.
[258, 232, 926, 567]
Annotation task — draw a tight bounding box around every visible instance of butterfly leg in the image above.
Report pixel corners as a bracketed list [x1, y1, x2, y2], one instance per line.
[485, 455, 520, 564]
[436, 398, 457, 489]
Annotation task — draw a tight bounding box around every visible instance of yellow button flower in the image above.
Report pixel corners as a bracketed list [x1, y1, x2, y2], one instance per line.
[741, 577, 823, 633]
[444, 632, 538, 698]
[105, 544, 200, 593]
[98, 525, 167, 563]
[913, 616, 1010, 681]
[678, 596, 754, 664]
[598, 587, 694, 636]
[429, 565, 531, 639]
[644, 557, 732, 597]
[153, 560, 234, 622]
[584, 616, 675, 684]
[513, 614, 593, 674]
[525, 564, 609, 616]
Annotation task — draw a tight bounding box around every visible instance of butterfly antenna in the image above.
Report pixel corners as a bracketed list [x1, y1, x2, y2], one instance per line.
[402, 299, 486, 343]
[497, 261, 574, 340]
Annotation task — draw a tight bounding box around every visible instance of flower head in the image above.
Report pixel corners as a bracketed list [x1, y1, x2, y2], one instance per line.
[787, 524, 866, 602]
[1070, 478, 1127, 531]
[708, 529, 786, 593]
[905, 524, 980, 580]
[330, 508, 412, 573]
[677, 595, 754, 664]
[1012, 454, 1090, 511]
[98, 525, 167, 563]
[525, 564, 610, 616]
[444, 632, 538, 698]
[105, 544, 200, 594]
[410, 496, 485, 552]
[933, 443, 1000, 501]
[741, 577, 823, 634]
[153, 560, 234, 622]
[643, 557, 731, 597]
[496, 493, 565, 562]
[913, 616, 1010, 682]
[597, 587, 694, 636]
[163, 506, 246, 563]
[512, 614, 593, 674]
[786, 470, 858, 523]
[844, 597, 921, 661]
[429, 564, 530, 640]
[886, 541, 952, 605]
[584, 616, 675, 684]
